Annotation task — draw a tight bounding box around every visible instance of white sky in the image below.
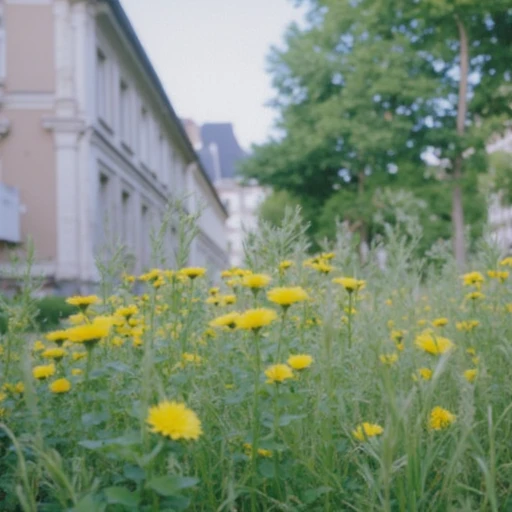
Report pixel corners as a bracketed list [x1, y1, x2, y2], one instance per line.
[120, 0, 306, 150]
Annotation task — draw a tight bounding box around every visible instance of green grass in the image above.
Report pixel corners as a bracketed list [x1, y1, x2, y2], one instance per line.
[1, 217, 512, 511]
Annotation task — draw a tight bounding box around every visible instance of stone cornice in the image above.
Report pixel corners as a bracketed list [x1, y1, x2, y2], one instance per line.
[42, 116, 86, 134]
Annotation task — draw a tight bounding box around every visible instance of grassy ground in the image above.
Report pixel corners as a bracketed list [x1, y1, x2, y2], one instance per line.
[1, 220, 512, 511]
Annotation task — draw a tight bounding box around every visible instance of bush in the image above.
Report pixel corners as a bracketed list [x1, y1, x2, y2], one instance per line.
[33, 296, 76, 330]
[0, 306, 6, 334]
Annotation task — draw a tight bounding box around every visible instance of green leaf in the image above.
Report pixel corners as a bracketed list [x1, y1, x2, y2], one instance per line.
[105, 361, 132, 373]
[147, 476, 199, 496]
[278, 414, 306, 426]
[79, 440, 105, 450]
[104, 486, 140, 508]
[81, 411, 109, 427]
[303, 486, 333, 505]
[258, 459, 276, 479]
[123, 464, 146, 483]
[73, 494, 104, 512]
[160, 495, 192, 511]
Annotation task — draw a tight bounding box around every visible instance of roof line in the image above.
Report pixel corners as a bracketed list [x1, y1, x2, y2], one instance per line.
[103, 0, 228, 217]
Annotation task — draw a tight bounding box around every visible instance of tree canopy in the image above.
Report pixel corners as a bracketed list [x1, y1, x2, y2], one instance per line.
[242, 0, 512, 261]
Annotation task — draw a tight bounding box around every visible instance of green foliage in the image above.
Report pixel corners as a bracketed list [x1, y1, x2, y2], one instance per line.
[34, 296, 76, 330]
[241, 0, 512, 257]
[2, 214, 512, 510]
[0, 296, 76, 334]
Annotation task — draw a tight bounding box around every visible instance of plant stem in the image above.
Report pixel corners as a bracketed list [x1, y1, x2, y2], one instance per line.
[347, 293, 353, 348]
[250, 330, 262, 512]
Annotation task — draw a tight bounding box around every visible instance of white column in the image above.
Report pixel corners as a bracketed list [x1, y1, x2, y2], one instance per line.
[54, 130, 80, 280]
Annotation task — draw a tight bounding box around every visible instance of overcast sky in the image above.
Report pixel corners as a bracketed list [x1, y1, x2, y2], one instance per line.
[120, 0, 305, 150]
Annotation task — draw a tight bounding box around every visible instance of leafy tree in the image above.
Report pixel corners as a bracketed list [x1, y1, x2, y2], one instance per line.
[242, 0, 512, 263]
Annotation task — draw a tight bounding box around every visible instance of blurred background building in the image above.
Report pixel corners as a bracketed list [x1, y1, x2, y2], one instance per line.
[0, 0, 228, 293]
[183, 120, 268, 266]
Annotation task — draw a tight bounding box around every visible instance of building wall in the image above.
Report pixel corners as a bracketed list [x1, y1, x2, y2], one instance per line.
[91, 12, 227, 276]
[0, 0, 227, 289]
[0, 110, 56, 262]
[216, 180, 267, 266]
[4, 2, 55, 93]
[0, 2, 56, 267]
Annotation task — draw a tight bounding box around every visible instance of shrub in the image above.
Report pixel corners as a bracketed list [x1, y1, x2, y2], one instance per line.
[33, 296, 76, 330]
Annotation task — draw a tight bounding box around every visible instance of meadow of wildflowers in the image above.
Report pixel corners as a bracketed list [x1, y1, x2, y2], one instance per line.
[1, 216, 512, 511]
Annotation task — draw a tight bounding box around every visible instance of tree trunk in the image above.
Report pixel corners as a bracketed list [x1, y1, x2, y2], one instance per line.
[452, 15, 469, 269]
[357, 169, 367, 263]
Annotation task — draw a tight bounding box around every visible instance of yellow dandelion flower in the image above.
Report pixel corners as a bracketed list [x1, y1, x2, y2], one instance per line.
[66, 295, 100, 309]
[412, 367, 433, 381]
[204, 327, 217, 338]
[71, 351, 87, 361]
[49, 378, 71, 394]
[415, 333, 454, 355]
[210, 312, 240, 329]
[500, 257, 512, 267]
[379, 353, 399, 366]
[387, 320, 395, 329]
[456, 320, 479, 332]
[67, 313, 88, 325]
[220, 294, 237, 306]
[462, 271, 484, 287]
[321, 252, 335, 260]
[179, 267, 206, 279]
[287, 354, 313, 370]
[465, 291, 484, 301]
[352, 422, 383, 441]
[33, 364, 56, 380]
[139, 269, 162, 282]
[332, 277, 366, 292]
[46, 330, 69, 346]
[122, 273, 136, 284]
[429, 406, 456, 431]
[432, 318, 448, 327]
[417, 319, 427, 327]
[242, 273, 272, 289]
[267, 286, 309, 307]
[390, 329, 406, 342]
[115, 305, 139, 318]
[205, 296, 221, 306]
[385, 299, 393, 306]
[243, 443, 273, 458]
[42, 348, 66, 361]
[487, 270, 509, 283]
[2, 382, 24, 395]
[209, 287, 220, 296]
[33, 340, 45, 352]
[265, 364, 294, 384]
[71, 368, 83, 376]
[111, 336, 125, 347]
[464, 368, 477, 383]
[147, 400, 202, 441]
[279, 260, 294, 271]
[314, 261, 333, 273]
[182, 353, 202, 365]
[236, 308, 277, 331]
[65, 319, 111, 346]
